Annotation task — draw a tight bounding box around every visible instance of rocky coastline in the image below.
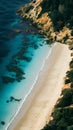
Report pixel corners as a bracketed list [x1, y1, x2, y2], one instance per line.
[17, 0, 73, 49]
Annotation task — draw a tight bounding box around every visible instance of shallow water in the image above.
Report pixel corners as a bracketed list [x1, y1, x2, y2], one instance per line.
[0, 0, 52, 130]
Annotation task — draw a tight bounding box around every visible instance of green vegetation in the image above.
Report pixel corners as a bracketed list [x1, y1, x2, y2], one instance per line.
[42, 90, 73, 130]
[40, 0, 73, 31]
[71, 30, 73, 36]
[66, 70, 73, 83]
[69, 60, 73, 68]
[55, 89, 73, 107]
[70, 83, 73, 88]
[43, 59, 73, 130]
[40, 1, 73, 128]
[65, 79, 71, 84]
[43, 58, 73, 130]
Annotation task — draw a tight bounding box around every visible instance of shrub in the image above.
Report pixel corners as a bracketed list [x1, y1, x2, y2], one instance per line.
[67, 125, 73, 130]
[70, 83, 73, 88]
[71, 30, 73, 36]
[63, 34, 69, 42]
[69, 60, 73, 68]
[40, 0, 51, 13]
[42, 124, 56, 130]
[56, 89, 73, 107]
[65, 79, 71, 84]
[66, 70, 73, 82]
[53, 108, 73, 126]
[70, 16, 73, 26]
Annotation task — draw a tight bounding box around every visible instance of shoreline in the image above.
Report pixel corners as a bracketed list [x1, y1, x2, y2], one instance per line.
[6, 42, 55, 130]
[7, 43, 71, 130]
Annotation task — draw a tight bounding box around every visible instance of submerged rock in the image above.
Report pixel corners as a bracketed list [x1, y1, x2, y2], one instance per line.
[14, 98, 22, 102]
[14, 29, 22, 33]
[10, 96, 15, 101]
[7, 64, 25, 82]
[34, 44, 38, 49]
[2, 76, 15, 84]
[10, 96, 22, 102]
[1, 121, 5, 125]
[6, 100, 9, 103]
[6, 96, 22, 103]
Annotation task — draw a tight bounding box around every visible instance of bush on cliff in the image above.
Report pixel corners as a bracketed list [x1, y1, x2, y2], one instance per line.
[65, 78, 71, 84]
[43, 108, 73, 130]
[56, 89, 73, 107]
[40, 0, 73, 30]
[71, 30, 73, 36]
[51, 10, 64, 31]
[66, 70, 73, 82]
[42, 124, 56, 130]
[69, 60, 73, 68]
[53, 108, 73, 126]
[67, 125, 73, 130]
[70, 83, 73, 88]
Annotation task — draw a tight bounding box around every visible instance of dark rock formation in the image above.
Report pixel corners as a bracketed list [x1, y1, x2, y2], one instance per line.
[6, 96, 22, 103]
[17, 0, 73, 45]
[2, 76, 15, 84]
[1, 121, 5, 125]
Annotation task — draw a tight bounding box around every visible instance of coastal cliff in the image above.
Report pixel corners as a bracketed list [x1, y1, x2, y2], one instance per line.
[17, 0, 73, 130]
[18, 0, 73, 48]
[17, 0, 55, 43]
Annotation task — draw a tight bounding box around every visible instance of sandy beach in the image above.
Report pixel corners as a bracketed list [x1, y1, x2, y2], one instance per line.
[8, 43, 71, 130]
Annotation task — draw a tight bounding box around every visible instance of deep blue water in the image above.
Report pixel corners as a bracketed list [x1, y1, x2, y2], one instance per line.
[0, 0, 38, 86]
[0, 0, 23, 68]
[0, 0, 51, 130]
[0, 0, 28, 60]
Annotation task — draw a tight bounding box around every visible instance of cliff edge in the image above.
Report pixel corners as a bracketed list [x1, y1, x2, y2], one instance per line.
[18, 0, 73, 48]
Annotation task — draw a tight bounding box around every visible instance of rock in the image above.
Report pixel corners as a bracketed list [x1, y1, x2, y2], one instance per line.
[66, 39, 72, 45]
[2, 76, 15, 84]
[10, 96, 22, 102]
[17, 3, 33, 16]
[71, 53, 73, 56]
[14, 29, 22, 33]
[69, 44, 73, 50]
[10, 96, 15, 101]
[17, 0, 73, 48]
[1, 121, 5, 125]
[6, 100, 9, 103]
[40, 43, 43, 46]
[34, 44, 38, 49]
[25, 28, 30, 33]
[15, 98, 22, 102]
[32, 0, 36, 3]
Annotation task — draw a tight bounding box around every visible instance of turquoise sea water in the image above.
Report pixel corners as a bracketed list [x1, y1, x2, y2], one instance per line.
[0, 0, 53, 130]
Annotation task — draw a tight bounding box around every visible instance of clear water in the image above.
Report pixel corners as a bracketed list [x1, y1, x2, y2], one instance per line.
[0, 0, 52, 130]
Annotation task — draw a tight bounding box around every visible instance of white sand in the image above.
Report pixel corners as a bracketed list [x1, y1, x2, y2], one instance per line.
[8, 43, 71, 130]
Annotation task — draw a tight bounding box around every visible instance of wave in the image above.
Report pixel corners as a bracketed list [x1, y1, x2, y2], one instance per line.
[6, 42, 57, 130]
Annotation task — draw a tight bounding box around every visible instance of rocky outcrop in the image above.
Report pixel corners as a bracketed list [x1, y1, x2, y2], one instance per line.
[18, 0, 73, 45]
[18, 0, 56, 43]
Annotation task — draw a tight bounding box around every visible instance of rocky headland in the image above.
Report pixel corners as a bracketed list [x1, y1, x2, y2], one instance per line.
[17, 0, 73, 49]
